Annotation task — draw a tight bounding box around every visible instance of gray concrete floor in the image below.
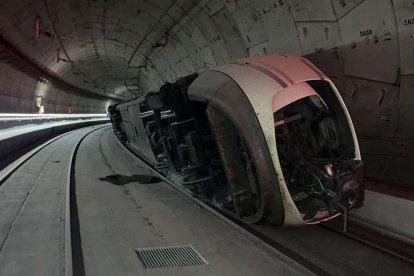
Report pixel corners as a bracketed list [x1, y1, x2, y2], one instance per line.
[75, 127, 306, 276]
[76, 127, 414, 276]
[0, 126, 97, 276]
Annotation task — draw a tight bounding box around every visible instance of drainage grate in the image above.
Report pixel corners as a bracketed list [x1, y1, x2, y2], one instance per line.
[135, 245, 208, 269]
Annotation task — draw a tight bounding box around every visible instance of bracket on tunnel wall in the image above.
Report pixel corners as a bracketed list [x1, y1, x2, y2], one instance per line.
[56, 48, 68, 63]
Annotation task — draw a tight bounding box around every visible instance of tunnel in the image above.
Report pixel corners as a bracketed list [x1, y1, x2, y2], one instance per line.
[0, 1, 414, 275]
[1, 0, 412, 188]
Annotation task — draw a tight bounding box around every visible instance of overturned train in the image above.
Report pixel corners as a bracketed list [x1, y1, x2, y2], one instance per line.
[108, 54, 364, 226]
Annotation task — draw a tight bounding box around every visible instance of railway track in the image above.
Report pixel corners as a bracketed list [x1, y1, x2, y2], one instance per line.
[0, 125, 109, 276]
[117, 139, 414, 275]
[321, 217, 414, 265]
[66, 126, 109, 276]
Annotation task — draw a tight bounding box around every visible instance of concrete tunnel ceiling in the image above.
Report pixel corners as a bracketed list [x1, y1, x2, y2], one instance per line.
[0, 0, 413, 187]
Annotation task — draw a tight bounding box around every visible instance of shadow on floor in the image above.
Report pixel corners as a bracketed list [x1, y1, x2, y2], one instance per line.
[99, 174, 161, 186]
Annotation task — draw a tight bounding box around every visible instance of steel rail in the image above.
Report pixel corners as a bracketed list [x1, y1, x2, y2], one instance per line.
[65, 125, 110, 276]
[320, 217, 414, 265]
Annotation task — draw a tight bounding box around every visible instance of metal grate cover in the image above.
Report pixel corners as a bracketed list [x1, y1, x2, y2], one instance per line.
[135, 245, 208, 269]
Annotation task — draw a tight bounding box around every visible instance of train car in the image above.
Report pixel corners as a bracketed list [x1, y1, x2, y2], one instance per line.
[109, 54, 364, 226]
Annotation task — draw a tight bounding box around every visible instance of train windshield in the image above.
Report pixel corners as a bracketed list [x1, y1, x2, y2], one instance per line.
[274, 82, 363, 223]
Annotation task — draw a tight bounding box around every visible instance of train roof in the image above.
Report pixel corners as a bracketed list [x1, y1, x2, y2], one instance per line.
[233, 54, 327, 88]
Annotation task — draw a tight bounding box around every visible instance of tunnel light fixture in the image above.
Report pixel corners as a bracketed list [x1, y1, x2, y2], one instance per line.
[0, 113, 108, 122]
[34, 16, 55, 40]
[35, 16, 41, 39]
[139, 42, 168, 51]
[59, 35, 73, 40]
[139, 43, 154, 48]
[56, 48, 61, 63]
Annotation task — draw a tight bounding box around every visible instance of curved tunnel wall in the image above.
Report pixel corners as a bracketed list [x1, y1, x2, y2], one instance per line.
[0, 0, 412, 187]
[0, 63, 109, 113]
